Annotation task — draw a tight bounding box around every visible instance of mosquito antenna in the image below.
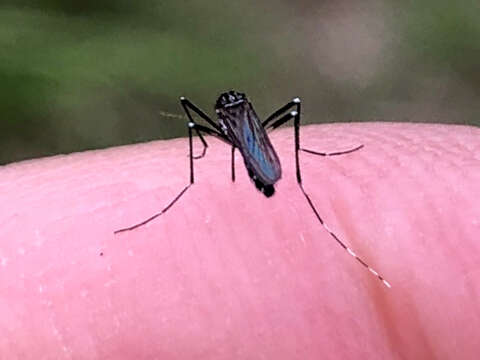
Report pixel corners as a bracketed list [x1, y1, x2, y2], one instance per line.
[158, 110, 187, 120]
[299, 183, 391, 288]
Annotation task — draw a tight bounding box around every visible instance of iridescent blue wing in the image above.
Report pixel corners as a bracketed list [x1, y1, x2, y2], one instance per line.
[218, 101, 281, 185]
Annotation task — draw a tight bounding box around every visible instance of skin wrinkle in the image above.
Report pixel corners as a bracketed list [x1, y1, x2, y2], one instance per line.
[369, 187, 437, 359]
[380, 202, 435, 358]
[198, 189, 255, 332]
[420, 144, 475, 356]
[374, 286, 437, 360]
[441, 191, 477, 274]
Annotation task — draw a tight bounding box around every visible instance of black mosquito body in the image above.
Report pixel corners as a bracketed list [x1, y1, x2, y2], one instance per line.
[215, 91, 281, 197]
[115, 90, 390, 288]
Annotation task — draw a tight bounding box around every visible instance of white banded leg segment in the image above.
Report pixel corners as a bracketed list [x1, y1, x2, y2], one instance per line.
[346, 247, 357, 258]
[298, 183, 391, 288]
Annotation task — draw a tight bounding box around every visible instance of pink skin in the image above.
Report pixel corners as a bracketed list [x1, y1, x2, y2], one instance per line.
[0, 123, 479, 359]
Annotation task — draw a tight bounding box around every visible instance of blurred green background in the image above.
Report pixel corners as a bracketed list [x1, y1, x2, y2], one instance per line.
[1, 1, 479, 164]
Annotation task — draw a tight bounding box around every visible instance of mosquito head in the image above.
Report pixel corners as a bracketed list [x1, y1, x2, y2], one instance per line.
[215, 90, 247, 110]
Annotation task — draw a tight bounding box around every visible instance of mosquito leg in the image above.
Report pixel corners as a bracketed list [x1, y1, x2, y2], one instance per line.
[114, 184, 192, 234]
[264, 98, 363, 156]
[293, 112, 390, 287]
[231, 146, 236, 182]
[114, 119, 229, 234]
[180, 97, 227, 159]
[193, 127, 208, 160]
[266, 104, 390, 287]
[180, 97, 223, 132]
[301, 144, 364, 157]
[190, 123, 225, 159]
[263, 97, 301, 129]
[297, 182, 391, 288]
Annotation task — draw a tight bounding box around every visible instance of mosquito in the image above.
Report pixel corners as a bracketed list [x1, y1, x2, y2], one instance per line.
[115, 90, 390, 288]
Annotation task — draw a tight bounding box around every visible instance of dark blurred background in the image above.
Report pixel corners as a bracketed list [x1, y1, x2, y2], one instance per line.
[1, 0, 479, 164]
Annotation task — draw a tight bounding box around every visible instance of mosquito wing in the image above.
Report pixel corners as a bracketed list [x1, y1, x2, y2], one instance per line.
[219, 101, 282, 185]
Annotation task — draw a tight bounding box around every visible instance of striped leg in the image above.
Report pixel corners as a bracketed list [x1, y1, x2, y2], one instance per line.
[298, 183, 391, 288]
[266, 100, 390, 287]
[114, 97, 230, 234]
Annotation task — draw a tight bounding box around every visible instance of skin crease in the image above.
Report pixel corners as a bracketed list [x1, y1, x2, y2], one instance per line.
[0, 123, 479, 359]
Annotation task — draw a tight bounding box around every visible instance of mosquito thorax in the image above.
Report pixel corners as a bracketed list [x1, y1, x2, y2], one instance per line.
[214, 90, 249, 130]
[215, 90, 247, 110]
